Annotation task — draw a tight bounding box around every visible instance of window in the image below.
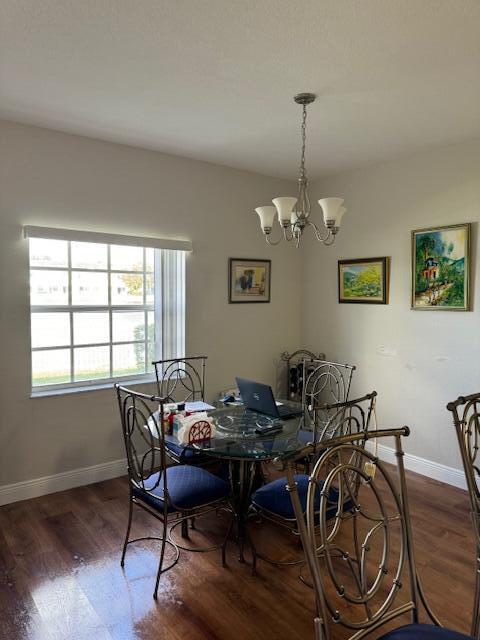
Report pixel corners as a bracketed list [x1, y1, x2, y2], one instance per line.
[26, 228, 188, 393]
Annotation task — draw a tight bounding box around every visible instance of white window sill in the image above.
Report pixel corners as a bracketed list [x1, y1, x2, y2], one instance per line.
[30, 376, 157, 398]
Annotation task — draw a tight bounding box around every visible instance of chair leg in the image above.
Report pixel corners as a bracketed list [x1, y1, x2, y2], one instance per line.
[314, 617, 325, 640]
[181, 517, 190, 539]
[251, 544, 258, 576]
[221, 514, 234, 567]
[121, 494, 134, 567]
[190, 517, 196, 530]
[472, 555, 480, 639]
[153, 523, 168, 600]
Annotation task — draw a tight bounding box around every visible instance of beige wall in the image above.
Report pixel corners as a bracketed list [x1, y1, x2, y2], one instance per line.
[3, 118, 478, 490]
[0, 120, 301, 486]
[303, 139, 480, 469]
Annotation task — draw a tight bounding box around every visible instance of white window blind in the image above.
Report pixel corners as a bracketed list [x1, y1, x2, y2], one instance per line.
[25, 226, 188, 393]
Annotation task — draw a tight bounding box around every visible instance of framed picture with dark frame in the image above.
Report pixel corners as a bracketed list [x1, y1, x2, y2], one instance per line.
[338, 257, 390, 304]
[228, 258, 271, 303]
[411, 223, 471, 311]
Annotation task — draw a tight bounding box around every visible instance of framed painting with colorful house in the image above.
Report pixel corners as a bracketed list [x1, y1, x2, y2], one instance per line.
[411, 223, 471, 311]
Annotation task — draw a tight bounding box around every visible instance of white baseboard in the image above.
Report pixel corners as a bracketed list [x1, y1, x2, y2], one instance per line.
[374, 443, 466, 490]
[0, 458, 127, 506]
[0, 443, 467, 507]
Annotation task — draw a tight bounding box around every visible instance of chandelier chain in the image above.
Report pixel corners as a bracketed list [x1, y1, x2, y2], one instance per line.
[299, 104, 308, 181]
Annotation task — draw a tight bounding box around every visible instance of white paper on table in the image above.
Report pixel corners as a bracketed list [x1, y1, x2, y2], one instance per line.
[185, 401, 215, 412]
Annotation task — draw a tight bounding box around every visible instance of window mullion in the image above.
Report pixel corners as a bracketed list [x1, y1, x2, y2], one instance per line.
[154, 249, 163, 365]
[143, 247, 148, 373]
[108, 244, 113, 378]
[68, 241, 74, 382]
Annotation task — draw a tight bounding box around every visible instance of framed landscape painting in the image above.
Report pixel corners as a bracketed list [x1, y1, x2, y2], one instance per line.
[411, 223, 471, 311]
[338, 257, 389, 304]
[229, 258, 271, 303]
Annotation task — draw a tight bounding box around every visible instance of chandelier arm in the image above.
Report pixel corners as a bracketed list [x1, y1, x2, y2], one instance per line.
[283, 226, 295, 242]
[307, 220, 334, 245]
[265, 233, 283, 246]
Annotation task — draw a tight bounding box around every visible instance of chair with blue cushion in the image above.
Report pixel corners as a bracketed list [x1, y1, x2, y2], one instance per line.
[152, 355, 212, 466]
[115, 384, 232, 599]
[287, 426, 473, 640]
[448, 393, 480, 640]
[249, 392, 377, 573]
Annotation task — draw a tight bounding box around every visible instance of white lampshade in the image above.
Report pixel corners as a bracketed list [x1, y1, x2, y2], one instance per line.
[272, 197, 297, 224]
[318, 197, 344, 226]
[334, 206, 347, 228]
[255, 206, 276, 231]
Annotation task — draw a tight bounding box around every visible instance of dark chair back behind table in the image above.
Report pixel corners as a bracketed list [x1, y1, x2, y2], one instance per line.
[286, 427, 473, 640]
[302, 358, 356, 426]
[448, 393, 480, 640]
[152, 355, 207, 403]
[152, 355, 210, 465]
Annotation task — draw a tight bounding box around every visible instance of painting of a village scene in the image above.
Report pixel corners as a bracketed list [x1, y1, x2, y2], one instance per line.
[412, 224, 470, 310]
[229, 258, 271, 303]
[338, 257, 388, 304]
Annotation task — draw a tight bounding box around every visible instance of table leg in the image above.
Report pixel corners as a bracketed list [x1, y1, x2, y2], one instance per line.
[229, 459, 257, 563]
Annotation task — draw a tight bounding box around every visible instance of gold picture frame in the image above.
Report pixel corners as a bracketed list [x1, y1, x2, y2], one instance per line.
[411, 223, 471, 311]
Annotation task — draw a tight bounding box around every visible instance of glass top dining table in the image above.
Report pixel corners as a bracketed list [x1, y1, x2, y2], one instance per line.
[162, 401, 312, 564]
[165, 403, 309, 461]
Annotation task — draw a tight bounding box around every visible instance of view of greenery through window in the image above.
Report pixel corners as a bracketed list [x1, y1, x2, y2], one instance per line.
[29, 238, 156, 388]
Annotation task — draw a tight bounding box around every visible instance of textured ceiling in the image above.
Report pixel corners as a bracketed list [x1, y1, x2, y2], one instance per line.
[1, 0, 479, 179]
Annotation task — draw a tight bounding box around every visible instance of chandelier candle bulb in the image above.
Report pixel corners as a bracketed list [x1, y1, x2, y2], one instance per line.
[335, 206, 347, 229]
[272, 197, 298, 226]
[255, 206, 277, 234]
[318, 198, 345, 228]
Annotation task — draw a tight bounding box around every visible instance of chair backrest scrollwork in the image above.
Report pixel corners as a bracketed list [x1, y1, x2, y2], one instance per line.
[313, 391, 376, 444]
[297, 428, 432, 640]
[115, 385, 168, 499]
[153, 356, 207, 403]
[302, 359, 356, 427]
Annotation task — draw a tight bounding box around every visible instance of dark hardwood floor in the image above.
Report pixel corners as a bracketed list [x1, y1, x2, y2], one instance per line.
[0, 467, 475, 640]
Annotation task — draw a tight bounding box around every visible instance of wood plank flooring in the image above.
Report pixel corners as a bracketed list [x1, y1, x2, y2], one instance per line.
[0, 468, 475, 640]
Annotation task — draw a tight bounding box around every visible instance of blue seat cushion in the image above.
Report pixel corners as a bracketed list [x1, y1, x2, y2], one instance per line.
[251, 474, 353, 520]
[297, 429, 314, 445]
[165, 439, 212, 464]
[133, 465, 229, 512]
[379, 624, 473, 640]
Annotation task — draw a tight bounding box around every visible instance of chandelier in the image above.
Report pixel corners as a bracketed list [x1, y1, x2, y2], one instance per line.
[255, 93, 347, 247]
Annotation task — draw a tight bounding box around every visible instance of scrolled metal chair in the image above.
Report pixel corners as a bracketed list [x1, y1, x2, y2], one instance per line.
[153, 355, 207, 403]
[447, 393, 480, 640]
[302, 358, 356, 427]
[115, 384, 232, 599]
[248, 392, 376, 573]
[297, 359, 356, 471]
[152, 355, 209, 465]
[286, 427, 468, 640]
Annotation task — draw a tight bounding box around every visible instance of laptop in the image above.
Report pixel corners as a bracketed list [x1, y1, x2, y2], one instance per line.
[235, 377, 303, 419]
